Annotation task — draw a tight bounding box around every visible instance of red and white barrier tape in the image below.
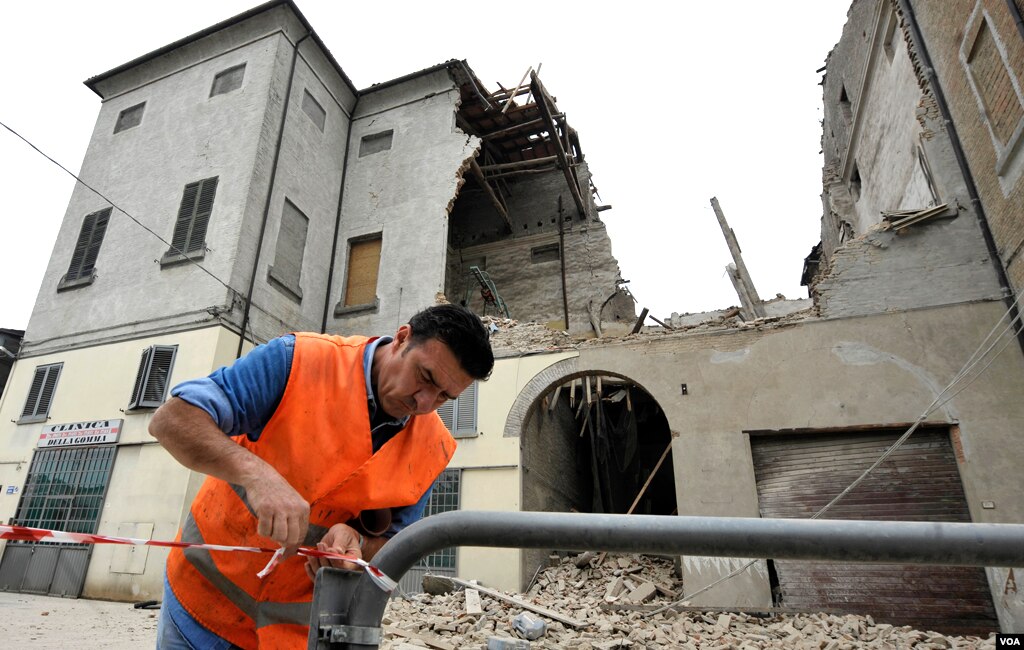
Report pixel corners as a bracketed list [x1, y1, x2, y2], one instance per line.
[0, 524, 396, 592]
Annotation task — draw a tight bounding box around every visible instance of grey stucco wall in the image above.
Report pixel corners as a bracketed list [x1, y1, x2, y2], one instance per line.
[25, 32, 286, 353]
[328, 70, 480, 337]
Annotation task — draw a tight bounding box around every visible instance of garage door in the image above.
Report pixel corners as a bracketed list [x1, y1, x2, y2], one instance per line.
[750, 428, 997, 635]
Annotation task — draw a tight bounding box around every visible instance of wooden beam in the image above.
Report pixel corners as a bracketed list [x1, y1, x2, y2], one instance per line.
[469, 158, 511, 232]
[501, 66, 533, 114]
[481, 117, 546, 141]
[631, 307, 649, 334]
[448, 576, 588, 628]
[625, 440, 673, 515]
[480, 155, 557, 173]
[530, 72, 587, 218]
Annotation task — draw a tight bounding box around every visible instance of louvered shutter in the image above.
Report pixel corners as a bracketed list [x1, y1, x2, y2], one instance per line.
[81, 209, 110, 275]
[188, 178, 218, 253]
[20, 364, 62, 420]
[454, 381, 478, 437]
[129, 345, 177, 409]
[128, 347, 154, 409]
[170, 183, 199, 253]
[437, 400, 455, 431]
[65, 208, 110, 281]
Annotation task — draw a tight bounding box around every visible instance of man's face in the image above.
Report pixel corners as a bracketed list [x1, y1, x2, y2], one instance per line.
[374, 326, 474, 419]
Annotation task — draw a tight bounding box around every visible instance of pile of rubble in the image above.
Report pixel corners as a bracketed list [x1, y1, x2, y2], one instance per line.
[483, 317, 577, 354]
[380, 553, 997, 649]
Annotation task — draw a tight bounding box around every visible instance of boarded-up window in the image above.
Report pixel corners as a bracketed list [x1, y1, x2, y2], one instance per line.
[301, 90, 326, 132]
[965, 19, 1023, 147]
[114, 102, 145, 133]
[359, 130, 393, 157]
[210, 64, 245, 97]
[343, 236, 382, 307]
[166, 177, 218, 258]
[61, 208, 111, 287]
[129, 345, 177, 410]
[437, 381, 478, 438]
[19, 363, 63, 423]
[268, 199, 308, 300]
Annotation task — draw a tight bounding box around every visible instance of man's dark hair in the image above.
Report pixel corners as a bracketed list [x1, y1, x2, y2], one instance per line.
[408, 305, 494, 380]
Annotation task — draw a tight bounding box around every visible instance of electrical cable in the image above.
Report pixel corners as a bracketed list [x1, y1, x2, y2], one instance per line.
[1, 118, 287, 343]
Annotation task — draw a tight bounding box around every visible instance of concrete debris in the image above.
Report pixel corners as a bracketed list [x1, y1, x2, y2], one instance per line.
[381, 554, 998, 649]
[483, 317, 576, 354]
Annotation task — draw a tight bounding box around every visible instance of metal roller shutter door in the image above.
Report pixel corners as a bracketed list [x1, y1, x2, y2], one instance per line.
[750, 428, 997, 635]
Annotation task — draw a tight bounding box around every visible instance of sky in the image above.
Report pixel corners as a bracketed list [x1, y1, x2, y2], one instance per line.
[0, 1, 852, 332]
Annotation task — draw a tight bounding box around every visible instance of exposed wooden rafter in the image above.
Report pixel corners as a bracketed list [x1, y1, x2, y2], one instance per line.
[530, 72, 587, 218]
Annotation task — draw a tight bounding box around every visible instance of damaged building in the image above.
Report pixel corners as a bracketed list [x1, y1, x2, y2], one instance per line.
[1, 0, 1023, 640]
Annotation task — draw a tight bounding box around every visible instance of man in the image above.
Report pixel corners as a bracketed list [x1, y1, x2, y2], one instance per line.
[150, 304, 494, 649]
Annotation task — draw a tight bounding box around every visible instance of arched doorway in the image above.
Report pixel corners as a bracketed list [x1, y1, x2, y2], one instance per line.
[514, 365, 675, 588]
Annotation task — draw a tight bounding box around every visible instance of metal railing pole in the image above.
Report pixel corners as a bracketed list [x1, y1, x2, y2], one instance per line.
[310, 511, 1024, 648]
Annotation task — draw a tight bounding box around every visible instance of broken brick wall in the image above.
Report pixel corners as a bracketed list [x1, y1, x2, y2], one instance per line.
[813, 0, 1004, 318]
[909, 0, 1024, 297]
[447, 163, 634, 336]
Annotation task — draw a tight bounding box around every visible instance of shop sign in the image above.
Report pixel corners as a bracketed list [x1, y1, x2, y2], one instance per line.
[38, 419, 122, 448]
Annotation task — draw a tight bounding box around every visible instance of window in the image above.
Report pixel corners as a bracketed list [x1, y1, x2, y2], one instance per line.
[210, 64, 245, 97]
[163, 177, 218, 266]
[339, 235, 382, 311]
[59, 208, 110, 291]
[531, 243, 560, 264]
[268, 199, 308, 301]
[881, 8, 898, 63]
[301, 90, 326, 132]
[961, 9, 1024, 182]
[418, 468, 461, 570]
[20, 363, 62, 424]
[114, 102, 146, 133]
[13, 446, 116, 534]
[128, 345, 177, 410]
[359, 130, 393, 157]
[437, 381, 478, 438]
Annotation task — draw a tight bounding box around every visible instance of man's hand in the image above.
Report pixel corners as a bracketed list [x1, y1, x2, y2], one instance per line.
[150, 398, 311, 555]
[243, 470, 310, 556]
[305, 523, 363, 582]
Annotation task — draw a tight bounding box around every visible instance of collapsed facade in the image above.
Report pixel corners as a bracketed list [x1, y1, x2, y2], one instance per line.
[0, 0, 1022, 638]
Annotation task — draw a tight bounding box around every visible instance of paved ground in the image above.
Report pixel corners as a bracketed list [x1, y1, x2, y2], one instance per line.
[0, 592, 158, 648]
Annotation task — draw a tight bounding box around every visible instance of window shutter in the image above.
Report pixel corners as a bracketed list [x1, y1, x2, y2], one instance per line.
[130, 345, 177, 409]
[81, 209, 110, 275]
[128, 347, 154, 409]
[344, 237, 382, 307]
[170, 183, 199, 253]
[20, 364, 62, 421]
[168, 178, 217, 256]
[272, 200, 308, 288]
[20, 368, 47, 419]
[454, 381, 478, 436]
[188, 178, 218, 253]
[65, 208, 111, 281]
[437, 400, 455, 432]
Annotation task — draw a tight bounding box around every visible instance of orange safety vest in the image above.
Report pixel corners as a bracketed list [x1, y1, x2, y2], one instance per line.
[166, 333, 457, 649]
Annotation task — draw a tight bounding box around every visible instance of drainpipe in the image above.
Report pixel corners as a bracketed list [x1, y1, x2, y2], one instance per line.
[321, 102, 357, 333]
[558, 196, 569, 330]
[308, 510, 1024, 648]
[236, 32, 311, 358]
[897, 0, 1024, 354]
[1007, 0, 1024, 40]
